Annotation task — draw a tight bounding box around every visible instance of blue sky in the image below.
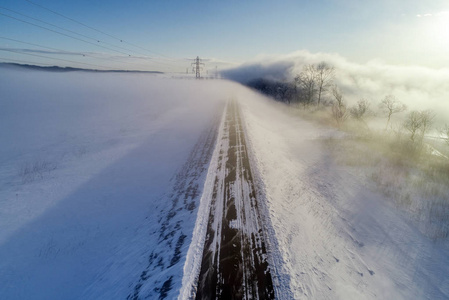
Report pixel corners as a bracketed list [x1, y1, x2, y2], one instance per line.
[1, 0, 448, 71]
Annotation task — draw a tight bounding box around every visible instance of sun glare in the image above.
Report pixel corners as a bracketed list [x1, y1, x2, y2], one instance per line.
[435, 12, 449, 38]
[424, 11, 449, 49]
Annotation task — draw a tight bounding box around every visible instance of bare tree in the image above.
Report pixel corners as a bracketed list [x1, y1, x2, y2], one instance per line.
[404, 111, 422, 142]
[275, 83, 294, 104]
[295, 64, 317, 108]
[350, 99, 371, 122]
[441, 124, 449, 146]
[331, 85, 347, 126]
[419, 109, 435, 137]
[379, 95, 407, 130]
[316, 62, 335, 107]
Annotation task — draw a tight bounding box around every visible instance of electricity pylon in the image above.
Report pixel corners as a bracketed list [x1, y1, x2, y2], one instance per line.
[191, 56, 205, 79]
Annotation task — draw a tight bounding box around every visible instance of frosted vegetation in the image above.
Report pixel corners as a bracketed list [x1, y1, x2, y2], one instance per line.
[241, 62, 449, 239]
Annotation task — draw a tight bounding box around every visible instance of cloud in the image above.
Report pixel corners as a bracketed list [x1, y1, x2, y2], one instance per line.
[417, 10, 449, 18]
[417, 13, 433, 18]
[436, 11, 449, 16]
[221, 50, 449, 124]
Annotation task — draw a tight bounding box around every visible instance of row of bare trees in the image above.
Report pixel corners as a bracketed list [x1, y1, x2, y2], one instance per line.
[293, 63, 449, 146]
[245, 62, 448, 147]
[332, 91, 436, 143]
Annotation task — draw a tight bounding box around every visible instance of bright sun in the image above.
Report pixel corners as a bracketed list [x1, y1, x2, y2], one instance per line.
[425, 11, 449, 49]
[435, 12, 449, 38]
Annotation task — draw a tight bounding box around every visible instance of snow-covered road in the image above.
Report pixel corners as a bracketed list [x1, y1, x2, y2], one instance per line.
[194, 100, 274, 299]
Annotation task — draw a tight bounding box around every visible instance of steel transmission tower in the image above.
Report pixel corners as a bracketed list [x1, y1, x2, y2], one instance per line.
[191, 56, 205, 79]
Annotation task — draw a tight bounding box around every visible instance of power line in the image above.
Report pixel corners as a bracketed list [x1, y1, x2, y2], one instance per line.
[0, 36, 178, 73]
[0, 56, 55, 66]
[0, 48, 110, 69]
[0, 12, 180, 70]
[25, 0, 123, 41]
[0, 36, 154, 68]
[24, 0, 175, 60]
[0, 6, 100, 42]
[1, 2, 184, 71]
[0, 12, 132, 56]
[0, 6, 154, 58]
[0, 36, 72, 54]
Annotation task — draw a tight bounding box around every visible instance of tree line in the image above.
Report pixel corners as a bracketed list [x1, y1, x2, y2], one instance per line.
[246, 62, 449, 147]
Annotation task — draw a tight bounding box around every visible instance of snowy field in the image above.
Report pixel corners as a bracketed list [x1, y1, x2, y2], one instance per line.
[0, 67, 228, 299]
[1, 66, 448, 299]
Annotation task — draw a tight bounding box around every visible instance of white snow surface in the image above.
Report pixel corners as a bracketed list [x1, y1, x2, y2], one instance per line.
[236, 92, 449, 299]
[0, 68, 229, 299]
[1, 66, 448, 299]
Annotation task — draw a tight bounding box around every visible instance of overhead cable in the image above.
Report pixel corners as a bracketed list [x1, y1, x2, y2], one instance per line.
[0, 12, 132, 56]
[0, 56, 55, 66]
[0, 48, 110, 69]
[0, 6, 153, 58]
[24, 0, 176, 60]
[0, 36, 159, 68]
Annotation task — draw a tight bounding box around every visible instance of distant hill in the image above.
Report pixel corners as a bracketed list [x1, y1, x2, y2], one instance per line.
[0, 62, 163, 74]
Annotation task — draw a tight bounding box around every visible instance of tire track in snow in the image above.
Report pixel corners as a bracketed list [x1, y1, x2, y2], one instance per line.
[195, 99, 275, 300]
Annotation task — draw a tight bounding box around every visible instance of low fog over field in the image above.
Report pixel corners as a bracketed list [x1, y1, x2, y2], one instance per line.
[222, 50, 449, 124]
[0, 67, 229, 299]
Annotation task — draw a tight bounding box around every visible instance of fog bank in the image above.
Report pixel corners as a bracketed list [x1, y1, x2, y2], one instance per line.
[222, 51, 449, 123]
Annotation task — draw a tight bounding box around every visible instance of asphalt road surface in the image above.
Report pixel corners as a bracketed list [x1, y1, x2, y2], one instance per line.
[195, 100, 275, 300]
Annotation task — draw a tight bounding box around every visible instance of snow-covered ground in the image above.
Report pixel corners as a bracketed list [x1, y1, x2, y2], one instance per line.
[0, 67, 228, 299]
[1, 66, 448, 299]
[237, 92, 449, 299]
